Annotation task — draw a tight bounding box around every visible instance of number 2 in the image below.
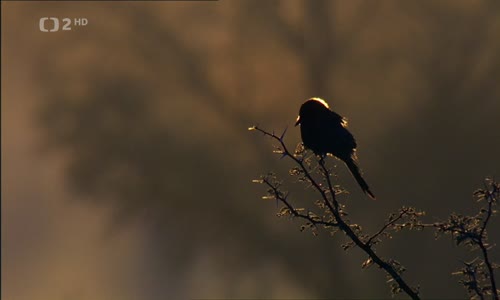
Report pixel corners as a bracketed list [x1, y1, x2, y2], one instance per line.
[62, 18, 71, 31]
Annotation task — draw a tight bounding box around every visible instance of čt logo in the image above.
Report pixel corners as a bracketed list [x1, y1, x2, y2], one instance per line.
[39, 17, 59, 32]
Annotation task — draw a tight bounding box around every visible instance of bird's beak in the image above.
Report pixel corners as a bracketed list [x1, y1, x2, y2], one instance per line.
[295, 115, 301, 126]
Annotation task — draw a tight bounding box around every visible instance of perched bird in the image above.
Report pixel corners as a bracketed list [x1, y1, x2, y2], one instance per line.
[295, 97, 375, 199]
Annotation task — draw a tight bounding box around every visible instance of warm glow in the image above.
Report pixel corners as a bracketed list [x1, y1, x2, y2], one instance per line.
[309, 97, 330, 109]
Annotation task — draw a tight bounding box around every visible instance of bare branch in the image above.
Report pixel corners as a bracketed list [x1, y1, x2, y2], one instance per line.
[251, 125, 420, 299]
[259, 176, 339, 229]
[367, 207, 415, 246]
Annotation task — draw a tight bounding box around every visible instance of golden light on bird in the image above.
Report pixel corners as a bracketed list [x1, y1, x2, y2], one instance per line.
[309, 97, 330, 109]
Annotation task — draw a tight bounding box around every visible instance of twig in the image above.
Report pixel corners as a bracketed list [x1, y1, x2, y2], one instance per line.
[463, 259, 485, 300]
[261, 177, 338, 229]
[367, 208, 411, 246]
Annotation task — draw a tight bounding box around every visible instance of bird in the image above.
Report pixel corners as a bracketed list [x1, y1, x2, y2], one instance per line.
[295, 97, 375, 199]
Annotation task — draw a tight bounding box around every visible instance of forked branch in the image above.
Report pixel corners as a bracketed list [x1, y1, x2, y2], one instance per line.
[250, 125, 420, 299]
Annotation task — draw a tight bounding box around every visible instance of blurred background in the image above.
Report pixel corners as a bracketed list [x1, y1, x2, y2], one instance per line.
[2, 1, 500, 299]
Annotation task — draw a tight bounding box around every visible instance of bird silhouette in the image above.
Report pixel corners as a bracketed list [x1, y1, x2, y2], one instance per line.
[295, 97, 375, 199]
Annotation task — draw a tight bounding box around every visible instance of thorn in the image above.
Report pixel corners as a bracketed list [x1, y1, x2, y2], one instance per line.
[280, 126, 288, 141]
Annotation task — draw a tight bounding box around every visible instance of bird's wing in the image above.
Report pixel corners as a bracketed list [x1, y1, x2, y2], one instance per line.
[342, 126, 357, 150]
[328, 110, 344, 125]
[326, 110, 357, 150]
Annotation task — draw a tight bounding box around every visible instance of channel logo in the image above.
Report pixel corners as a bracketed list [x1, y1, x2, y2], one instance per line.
[39, 17, 88, 32]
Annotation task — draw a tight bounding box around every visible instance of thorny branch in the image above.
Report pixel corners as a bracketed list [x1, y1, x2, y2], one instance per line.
[405, 180, 499, 300]
[258, 177, 339, 230]
[250, 125, 498, 299]
[367, 207, 423, 247]
[250, 125, 420, 299]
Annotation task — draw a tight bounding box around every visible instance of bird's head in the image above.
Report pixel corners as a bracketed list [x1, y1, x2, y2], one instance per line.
[295, 97, 331, 126]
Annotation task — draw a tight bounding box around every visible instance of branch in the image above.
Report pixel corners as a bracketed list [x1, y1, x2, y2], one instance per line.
[259, 176, 339, 229]
[478, 181, 499, 299]
[367, 207, 414, 246]
[402, 179, 498, 299]
[250, 125, 420, 299]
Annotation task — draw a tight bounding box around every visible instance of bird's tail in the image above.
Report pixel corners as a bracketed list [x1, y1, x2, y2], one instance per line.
[345, 158, 376, 200]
